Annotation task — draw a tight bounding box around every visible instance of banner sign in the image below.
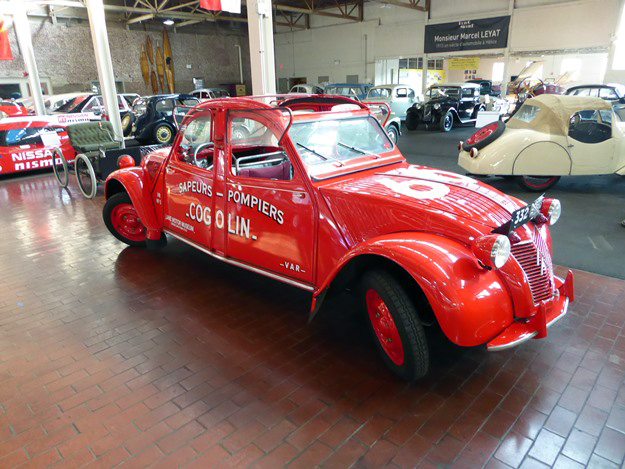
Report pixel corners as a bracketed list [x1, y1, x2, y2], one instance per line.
[424, 16, 510, 54]
[448, 57, 480, 70]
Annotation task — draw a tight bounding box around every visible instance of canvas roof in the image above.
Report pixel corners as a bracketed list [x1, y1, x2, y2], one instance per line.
[507, 94, 613, 135]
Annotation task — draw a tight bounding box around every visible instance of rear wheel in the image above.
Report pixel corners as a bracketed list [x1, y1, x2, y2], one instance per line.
[440, 111, 453, 132]
[75, 153, 97, 199]
[516, 175, 561, 191]
[103, 193, 147, 247]
[361, 270, 429, 382]
[52, 148, 69, 188]
[154, 124, 174, 145]
[121, 114, 132, 136]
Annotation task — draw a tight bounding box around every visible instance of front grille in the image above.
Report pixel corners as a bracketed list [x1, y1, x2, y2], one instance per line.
[423, 105, 432, 121]
[511, 236, 554, 305]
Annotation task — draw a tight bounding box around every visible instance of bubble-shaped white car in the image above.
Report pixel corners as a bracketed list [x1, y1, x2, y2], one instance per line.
[458, 94, 625, 191]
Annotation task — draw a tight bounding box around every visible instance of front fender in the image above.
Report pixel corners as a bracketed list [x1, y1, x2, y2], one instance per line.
[318, 232, 514, 347]
[104, 168, 161, 240]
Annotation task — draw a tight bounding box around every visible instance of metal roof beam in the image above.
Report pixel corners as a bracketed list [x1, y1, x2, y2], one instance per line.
[370, 0, 428, 11]
[274, 3, 359, 21]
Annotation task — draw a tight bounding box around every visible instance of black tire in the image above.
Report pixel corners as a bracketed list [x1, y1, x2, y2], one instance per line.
[516, 175, 561, 192]
[154, 123, 175, 145]
[52, 148, 69, 188]
[462, 120, 506, 151]
[360, 270, 429, 382]
[440, 111, 453, 132]
[386, 124, 399, 144]
[103, 193, 147, 248]
[405, 108, 419, 131]
[75, 153, 97, 199]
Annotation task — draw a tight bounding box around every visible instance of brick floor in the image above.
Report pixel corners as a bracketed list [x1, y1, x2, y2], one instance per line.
[0, 172, 624, 468]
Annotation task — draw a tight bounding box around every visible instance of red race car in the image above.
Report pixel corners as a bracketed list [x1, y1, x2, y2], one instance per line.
[0, 100, 29, 118]
[102, 97, 574, 381]
[0, 117, 76, 176]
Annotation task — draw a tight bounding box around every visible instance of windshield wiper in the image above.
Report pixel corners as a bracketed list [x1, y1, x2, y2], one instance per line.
[338, 141, 380, 159]
[296, 142, 344, 166]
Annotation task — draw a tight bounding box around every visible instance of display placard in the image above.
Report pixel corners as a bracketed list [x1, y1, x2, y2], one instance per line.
[425, 16, 510, 53]
[448, 57, 480, 71]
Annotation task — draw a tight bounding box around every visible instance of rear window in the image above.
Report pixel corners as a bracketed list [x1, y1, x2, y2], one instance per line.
[511, 104, 541, 123]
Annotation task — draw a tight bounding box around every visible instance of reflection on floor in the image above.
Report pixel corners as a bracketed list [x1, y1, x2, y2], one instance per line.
[0, 172, 624, 468]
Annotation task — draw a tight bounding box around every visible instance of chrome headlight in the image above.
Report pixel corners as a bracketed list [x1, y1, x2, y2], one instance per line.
[472, 234, 511, 270]
[416, 104, 423, 109]
[433, 103, 441, 110]
[540, 198, 561, 225]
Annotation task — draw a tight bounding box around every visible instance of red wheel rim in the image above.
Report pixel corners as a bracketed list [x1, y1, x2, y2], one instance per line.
[522, 176, 558, 190]
[111, 204, 146, 242]
[467, 122, 498, 146]
[366, 289, 404, 366]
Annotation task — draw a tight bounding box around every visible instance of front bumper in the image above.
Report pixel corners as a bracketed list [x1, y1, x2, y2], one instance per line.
[487, 270, 574, 351]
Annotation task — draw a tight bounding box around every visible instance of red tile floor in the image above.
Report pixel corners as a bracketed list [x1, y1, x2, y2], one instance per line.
[0, 172, 624, 468]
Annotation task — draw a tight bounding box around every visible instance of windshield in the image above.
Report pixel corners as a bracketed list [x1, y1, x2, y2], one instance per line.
[133, 98, 147, 115]
[367, 88, 392, 98]
[55, 95, 89, 113]
[428, 87, 460, 98]
[288, 116, 393, 178]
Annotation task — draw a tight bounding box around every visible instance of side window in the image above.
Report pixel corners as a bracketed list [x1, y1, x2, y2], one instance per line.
[396, 88, 408, 98]
[408, 88, 415, 98]
[175, 114, 213, 170]
[156, 99, 175, 115]
[117, 96, 127, 111]
[461, 88, 474, 98]
[83, 97, 103, 113]
[229, 112, 292, 181]
[568, 110, 611, 143]
[3, 127, 44, 146]
[599, 88, 618, 99]
[599, 110, 612, 125]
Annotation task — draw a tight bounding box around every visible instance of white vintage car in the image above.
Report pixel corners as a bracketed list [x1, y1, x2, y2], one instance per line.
[458, 94, 625, 191]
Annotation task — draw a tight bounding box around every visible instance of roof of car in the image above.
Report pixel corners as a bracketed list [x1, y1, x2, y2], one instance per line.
[0, 115, 62, 128]
[432, 82, 480, 88]
[370, 84, 413, 89]
[325, 83, 372, 87]
[510, 94, 613, 135]
[143, 93, 198, 100]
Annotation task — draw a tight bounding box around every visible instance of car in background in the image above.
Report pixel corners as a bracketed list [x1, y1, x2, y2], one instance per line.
[0, 101, 29, 118]
[324, 83, 373, 101]
[288, 84, 324, 94]
[190, 88, 230, 101]
[406, 83, 483, 132]
[365, 84, 418, 120]
[565, 84, 625, 120]
[458, 94, 624, 191]
[53, 94, 135, 136]
[102, 95, 573, 382]
[131, 94, 200, 145]
[0, 116, 76, 176]
[466, 79, 501, 97]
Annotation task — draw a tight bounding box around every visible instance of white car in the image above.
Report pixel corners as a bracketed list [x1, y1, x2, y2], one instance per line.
[288, 84, 324, 94]
[366, 84, 418, 120]
[458, 94, 625, 191]
[190, 88, 230, 101]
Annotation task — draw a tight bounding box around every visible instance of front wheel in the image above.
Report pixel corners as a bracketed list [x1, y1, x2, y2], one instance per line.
[516, 175, 561, 191]
[440, 111, 453, 132]
[52, 148, 69, 188]
[103, 193, 147, 247]
[386, 124, 399, 144]
[405, 109, 419, 131]
[154, 124, 174, 145]
[361, 270, 429, 382]
[75, 153, 97, 199]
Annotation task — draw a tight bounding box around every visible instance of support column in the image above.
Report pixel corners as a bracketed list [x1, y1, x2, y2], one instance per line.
[246, 0, 276, 95]
[500, 0, 515, 97]
[13, 4, 45, 116]
[85, 0, 124, 147]
[421, 7, 429, 98]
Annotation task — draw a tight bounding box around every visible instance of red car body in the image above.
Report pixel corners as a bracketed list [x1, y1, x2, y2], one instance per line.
[102, 97, 574, 380]
[0, 101, 29, 117]
[0, 117, 76, 176]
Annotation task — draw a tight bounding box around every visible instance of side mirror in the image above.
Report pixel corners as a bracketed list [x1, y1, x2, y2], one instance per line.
[93, 109, 102, 116]
[619, 97, 625, 104]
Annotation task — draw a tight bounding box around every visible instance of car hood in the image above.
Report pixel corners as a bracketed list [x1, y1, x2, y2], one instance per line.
[320, 164, 523, 245]
[425, 95, 456, 105]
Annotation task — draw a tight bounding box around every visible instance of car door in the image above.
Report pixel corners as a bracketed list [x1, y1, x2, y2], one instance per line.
[458, 87, 477, 119]
[221, 108, 315, 285]
[567, 110, 616, 174]
[163, 110, 215, 247]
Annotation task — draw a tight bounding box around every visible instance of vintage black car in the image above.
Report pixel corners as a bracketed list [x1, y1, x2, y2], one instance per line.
[466, 79, 501, 97]
[131, 94, 199, 145]
[406, 83, 483, 132]
[565, 84, 625, 120]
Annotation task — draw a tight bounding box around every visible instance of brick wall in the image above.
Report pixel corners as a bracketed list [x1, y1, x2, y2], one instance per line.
[0, 18, 251, 96]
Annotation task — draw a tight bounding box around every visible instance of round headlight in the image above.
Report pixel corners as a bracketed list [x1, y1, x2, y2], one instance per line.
[541, 198, 561, 225]
[472, 234, 511, 270]
[433, 103, 441, 110]
[416, 104, 423, 109]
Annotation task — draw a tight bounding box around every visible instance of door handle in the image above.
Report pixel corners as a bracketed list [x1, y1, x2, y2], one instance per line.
[567, 144, 574, 148]
[295, 192, 306, 199]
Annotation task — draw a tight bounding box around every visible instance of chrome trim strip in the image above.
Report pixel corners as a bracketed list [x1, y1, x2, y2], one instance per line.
[487, 298, 569, 352]
[163, 230, 315, 292]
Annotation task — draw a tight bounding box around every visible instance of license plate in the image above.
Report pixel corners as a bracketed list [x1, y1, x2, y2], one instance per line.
[508, 195, 544, 233]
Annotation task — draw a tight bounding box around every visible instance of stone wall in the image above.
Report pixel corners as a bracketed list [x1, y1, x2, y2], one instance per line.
[0, 17, 251, 96]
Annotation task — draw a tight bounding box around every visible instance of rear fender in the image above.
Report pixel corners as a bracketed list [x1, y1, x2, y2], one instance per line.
[316, 232, 514, 347]
[104, 168, 161, 240]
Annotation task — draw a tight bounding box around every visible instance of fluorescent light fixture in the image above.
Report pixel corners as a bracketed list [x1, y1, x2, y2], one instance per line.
[163, 19, 174, 25]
